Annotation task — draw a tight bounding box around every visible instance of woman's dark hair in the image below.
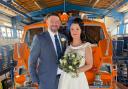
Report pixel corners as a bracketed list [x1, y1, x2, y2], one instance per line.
[69, 17, 86, 43]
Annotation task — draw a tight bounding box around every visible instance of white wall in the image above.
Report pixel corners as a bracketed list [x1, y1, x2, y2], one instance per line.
[93, 16, 119, 36]
[104, 16, 119, 36]
[124, 13, 128, 23]
[0, 14, 12, 27]
[124, 13, 128, 34]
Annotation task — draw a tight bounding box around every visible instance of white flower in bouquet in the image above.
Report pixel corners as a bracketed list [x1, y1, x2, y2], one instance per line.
[63, 59, 67, 64]
[71, 54, 76, 58]
[59, 52, 82, 78]
[73, 60, 78, 65]
[68, 66, 73, 70]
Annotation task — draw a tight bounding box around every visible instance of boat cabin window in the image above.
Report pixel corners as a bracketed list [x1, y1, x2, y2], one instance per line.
[25, 27, 44, 47]
[84, 26, 105, 44]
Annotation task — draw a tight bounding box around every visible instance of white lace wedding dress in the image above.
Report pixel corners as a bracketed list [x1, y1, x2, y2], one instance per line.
[58, 42, 91, 89]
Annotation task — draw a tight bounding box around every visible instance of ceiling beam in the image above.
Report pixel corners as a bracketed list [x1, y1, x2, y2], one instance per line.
[115, 0, 128, 10]
[28, 2, 124, 22]
[103, 0, 127, 20]
[28, 3, 109, 17]
[32, 0, 42, 10]
[93, 0, 100, 8]
[12, 0, 29, 12]
[0, 0, 31, 18]
[89, 0, 93, 4]
[0, 4, 17, 17]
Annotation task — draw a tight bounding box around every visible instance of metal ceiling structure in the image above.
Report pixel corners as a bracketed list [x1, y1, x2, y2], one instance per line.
[0, 0, 128, 34]
[13, 0, 123, 12]
[0, 0, 30, 18]
[0, 0, 127, 21]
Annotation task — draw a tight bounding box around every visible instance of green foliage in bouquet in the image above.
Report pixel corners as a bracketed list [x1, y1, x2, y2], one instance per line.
[59, 52, 82, 78]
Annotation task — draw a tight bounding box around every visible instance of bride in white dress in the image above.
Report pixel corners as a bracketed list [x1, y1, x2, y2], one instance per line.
[58, 18, 93, 89]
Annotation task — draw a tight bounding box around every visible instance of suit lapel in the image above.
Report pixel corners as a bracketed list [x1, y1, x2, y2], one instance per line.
[58, 34, 63, 52]
[45, 32, 57, 59]
[58, 33, 66, 53]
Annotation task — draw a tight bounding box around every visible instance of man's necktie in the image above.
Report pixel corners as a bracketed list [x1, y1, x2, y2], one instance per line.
[54, 34, 62, 60]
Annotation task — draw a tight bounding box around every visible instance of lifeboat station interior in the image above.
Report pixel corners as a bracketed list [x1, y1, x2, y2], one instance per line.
[0, 0, 128, 89]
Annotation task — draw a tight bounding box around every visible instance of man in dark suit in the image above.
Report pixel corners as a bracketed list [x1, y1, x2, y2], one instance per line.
[28, 13, 67, 89]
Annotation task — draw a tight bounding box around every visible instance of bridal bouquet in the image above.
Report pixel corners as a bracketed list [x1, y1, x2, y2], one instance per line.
[59, 52, 82, 78]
